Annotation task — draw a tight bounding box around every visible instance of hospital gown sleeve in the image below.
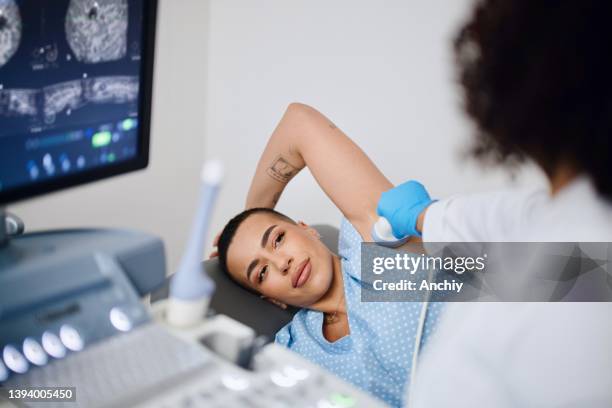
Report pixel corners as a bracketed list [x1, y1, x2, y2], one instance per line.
[274, 322, 293, 347]
[423, 188, 547, 242]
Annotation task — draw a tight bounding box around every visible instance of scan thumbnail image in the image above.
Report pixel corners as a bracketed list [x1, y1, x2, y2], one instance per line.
[0, 0, 21, 68]
[66, 0, 128, 64]
[43, 80, 85, 119]
[0, 88, 37, 116]
[84, 75, 138, 104]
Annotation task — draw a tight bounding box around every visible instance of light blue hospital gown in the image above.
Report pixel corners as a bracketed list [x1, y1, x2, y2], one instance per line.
[275, 218, 443, 407]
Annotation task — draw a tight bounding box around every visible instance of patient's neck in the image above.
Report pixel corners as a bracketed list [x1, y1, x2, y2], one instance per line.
[312, 255, 346, 316]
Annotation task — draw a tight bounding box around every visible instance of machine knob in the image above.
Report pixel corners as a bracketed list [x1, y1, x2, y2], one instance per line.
[2, 345, 29, 374]
[42, 331, 67, 359]
[109, 307, 133, 332]
[23, 338, 48, 366]
[59, 325, 84, 351]
[0, 359, 9, 382]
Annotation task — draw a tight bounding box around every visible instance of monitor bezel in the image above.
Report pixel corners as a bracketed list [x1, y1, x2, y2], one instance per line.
[0, 0, 158, 206]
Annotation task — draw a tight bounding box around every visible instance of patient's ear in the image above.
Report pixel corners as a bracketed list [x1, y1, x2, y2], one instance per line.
[297, 221, 321, 239]
[261, 295, 287, 310]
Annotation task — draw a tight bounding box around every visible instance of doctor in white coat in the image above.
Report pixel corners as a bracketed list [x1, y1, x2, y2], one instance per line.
[376, 1, 612, 406]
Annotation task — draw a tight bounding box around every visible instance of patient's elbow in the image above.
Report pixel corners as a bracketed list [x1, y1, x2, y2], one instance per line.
[286, 102, 318, 118]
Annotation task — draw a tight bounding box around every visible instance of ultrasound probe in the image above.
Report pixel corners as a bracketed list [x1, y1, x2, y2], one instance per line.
[167, 160, 223, 327]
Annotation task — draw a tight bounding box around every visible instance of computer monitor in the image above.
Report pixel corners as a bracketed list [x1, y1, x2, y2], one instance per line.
[0, 0, 157, 205]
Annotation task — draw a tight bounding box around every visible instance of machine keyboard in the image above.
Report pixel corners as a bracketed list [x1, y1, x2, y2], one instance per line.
[2, 323, 388, 407]
[3, 324, 211, 407]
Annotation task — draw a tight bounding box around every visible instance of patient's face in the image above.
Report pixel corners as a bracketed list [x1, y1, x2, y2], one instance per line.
[226, 212, 335, 308]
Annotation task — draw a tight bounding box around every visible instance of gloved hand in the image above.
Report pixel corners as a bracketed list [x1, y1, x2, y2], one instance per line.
[376, 180, 433, 238]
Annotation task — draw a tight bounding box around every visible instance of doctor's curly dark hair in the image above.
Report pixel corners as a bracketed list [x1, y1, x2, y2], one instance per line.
[456, 0, 612, 200]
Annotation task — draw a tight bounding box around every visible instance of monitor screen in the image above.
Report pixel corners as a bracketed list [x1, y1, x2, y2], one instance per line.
[0, 0, 157, 205]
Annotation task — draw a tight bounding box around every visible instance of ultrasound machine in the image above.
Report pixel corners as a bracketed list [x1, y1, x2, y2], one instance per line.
[0, 1, 385, 407]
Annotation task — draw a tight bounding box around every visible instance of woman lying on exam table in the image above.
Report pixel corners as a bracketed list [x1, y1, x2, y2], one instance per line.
[212, 103, 441, 407]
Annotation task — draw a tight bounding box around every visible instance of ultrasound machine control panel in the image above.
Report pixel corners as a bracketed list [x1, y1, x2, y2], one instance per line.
[1, 299, 386, 407]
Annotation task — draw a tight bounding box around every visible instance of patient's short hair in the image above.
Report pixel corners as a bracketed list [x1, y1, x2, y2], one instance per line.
[217, 208, 295, 285]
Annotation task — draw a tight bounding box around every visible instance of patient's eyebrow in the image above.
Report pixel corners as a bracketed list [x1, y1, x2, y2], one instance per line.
[246, 259, 259, 282]
[261, 224, 277, 248]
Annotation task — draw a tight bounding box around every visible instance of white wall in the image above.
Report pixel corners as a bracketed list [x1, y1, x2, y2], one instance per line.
[205, 0, 547, 238]
[10, 0, 210, 272]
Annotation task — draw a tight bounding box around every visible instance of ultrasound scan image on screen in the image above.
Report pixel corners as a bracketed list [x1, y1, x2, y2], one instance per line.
[0, 0, 152, 201]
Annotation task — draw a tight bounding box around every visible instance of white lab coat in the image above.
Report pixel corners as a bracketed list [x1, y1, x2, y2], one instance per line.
[410, 176, 612, 407]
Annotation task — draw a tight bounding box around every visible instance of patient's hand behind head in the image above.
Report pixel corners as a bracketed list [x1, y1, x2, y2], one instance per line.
[218, 208, 335, 309]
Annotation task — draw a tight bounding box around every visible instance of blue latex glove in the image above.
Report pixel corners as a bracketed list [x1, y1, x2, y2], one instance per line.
[376, 180, 433, 238]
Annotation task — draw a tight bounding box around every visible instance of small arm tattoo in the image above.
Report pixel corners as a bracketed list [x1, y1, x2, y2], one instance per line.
[328, 122, 337, 129]
[267, 155, 299, 183]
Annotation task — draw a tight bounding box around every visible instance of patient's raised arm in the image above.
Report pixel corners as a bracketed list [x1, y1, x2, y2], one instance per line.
[245, 103, 393, 241]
